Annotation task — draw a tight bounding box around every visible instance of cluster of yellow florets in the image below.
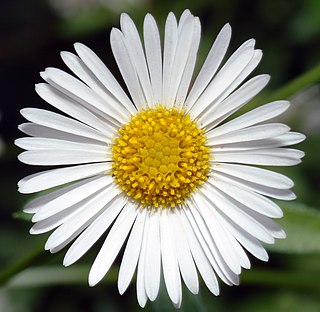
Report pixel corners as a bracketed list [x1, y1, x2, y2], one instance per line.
[112, 106, 210, 208]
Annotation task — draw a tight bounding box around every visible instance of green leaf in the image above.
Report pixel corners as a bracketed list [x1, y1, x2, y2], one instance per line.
[267, 202, 320, 254]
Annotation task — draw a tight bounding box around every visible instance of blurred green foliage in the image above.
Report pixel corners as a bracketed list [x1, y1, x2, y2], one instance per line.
[0, 0, 320, 311]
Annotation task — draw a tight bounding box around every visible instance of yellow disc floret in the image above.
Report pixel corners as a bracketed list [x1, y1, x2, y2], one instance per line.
[112, 106, 210, 208]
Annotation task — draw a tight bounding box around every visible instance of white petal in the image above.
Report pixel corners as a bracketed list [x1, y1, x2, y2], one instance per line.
[136, 216, 148, 308]
[120, 13, 153, 107]
[190, 41, 255, 118]
[213, 148, 304, 166]
[199, 74, 270, 129]
[193, 193, 242, 274]
[166, 14, 196, 108]
[18, 162, 111, 194]
[180, 206, 219, 295]
[218, 214, 269, 261]
[143, 14, 162, 105]
[212, 163, 294, 190]
[213, 178, 283, 218]
[207, 123, 290, 145]
[18, 149, 108, 166]
[172, 209, 199, 294]
[45, 185, 119, 252]
[201, 185, 275, 244]
[175, 17, 201, 108]
[162, 12, 178, 106]
[184, 202, 238, 286]
[213, 172, 296, 201]
[207, 100, 290, 137]
[144, 210, 161, 301]
[160, 209, 182, 306]
[35, 83, 115, 135]
[32, 175, 113, 222]
[185, 23, 231, 110]
[89, 201, 139, 286]
[73, 43, 136, 115]
[118, 209, 146, 295]
[16, 137, 106, 152]
[110, 28, 145, 110]
[63, 195, 126, 266]
[18, 123, 104, 145]
[20, 108, 107, 143]
[41, 68, 127, 125]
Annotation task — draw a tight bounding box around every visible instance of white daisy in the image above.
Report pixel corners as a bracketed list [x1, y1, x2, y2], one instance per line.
[16, 10, 305, 308]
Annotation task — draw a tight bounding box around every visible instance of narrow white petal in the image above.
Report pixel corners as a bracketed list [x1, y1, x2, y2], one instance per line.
[89, 201, 139, 286]
[18, 123, 105, 145]
[213, 172, 296, 201]
[193, 193, 242, 274]
[20, 108, 108, 143]
[213, 178, 283, 218]
[160, 209, 182, 306]
[172, 210, 199, 295]
[201, 185, 275, 244]
[23, 176, 99, 213]
[212, 163, 294, 190]
[218, 214, 269, 261]
[35, 83, 115, 135]
[213, 148, 304, 166]
[16, 137, 106, 152]
[73, 43, 136, 115]
[118, 209, 146, 295]
[120, 13, 153, 107]
[166, 15, 195, 108]
[18, 150, 108, 166]
[32, 175, 113, 222]
[41, 68, 127, 125]
[110, 28, 145, 110]
[18, 162, 111, 194]
[207, 123, 290, 145]
[199, 74, 270, 129]
[180, 207, 219, 295]
[178, 9, 192, 31]
[175, 17, 201, 108]
[162, 12, 178, 106]
[185, 23, 231, 110]
[63, 195, 126, 266]
[45, 186, 118, 252]
[144, 210, 161, 301]
[143, 14, 162, 105]
[184, 203, 238, 286]
[190, 41, 255, 118]
[136, 217, 148, 308]
[208, 101, 290, 137]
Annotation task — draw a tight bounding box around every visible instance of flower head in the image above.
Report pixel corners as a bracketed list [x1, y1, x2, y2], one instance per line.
[16, 10, 305, 308]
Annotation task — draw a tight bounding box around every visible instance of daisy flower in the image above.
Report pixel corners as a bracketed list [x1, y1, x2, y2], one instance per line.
[16, 10, 305, 308]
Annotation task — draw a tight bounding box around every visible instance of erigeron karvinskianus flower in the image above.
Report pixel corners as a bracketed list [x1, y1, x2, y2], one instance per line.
[16, 10, 305, 308]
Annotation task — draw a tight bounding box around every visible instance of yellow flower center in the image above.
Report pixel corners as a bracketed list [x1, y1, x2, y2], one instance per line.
[112, 106, 210, 208]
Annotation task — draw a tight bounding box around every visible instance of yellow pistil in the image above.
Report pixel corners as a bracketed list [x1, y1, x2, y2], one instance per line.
[112, 106, 210, 209]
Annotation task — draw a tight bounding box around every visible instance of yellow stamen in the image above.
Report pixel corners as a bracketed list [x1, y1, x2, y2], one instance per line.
[112, 106, 210, 209]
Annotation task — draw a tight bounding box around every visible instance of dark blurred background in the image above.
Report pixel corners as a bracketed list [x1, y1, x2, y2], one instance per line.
[0, 0, 319, 311]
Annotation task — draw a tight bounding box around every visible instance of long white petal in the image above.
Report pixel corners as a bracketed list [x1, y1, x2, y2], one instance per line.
[110, 28, 146, 110]
[89, 201, 139, 286]
[118, 209, 146, 295]
[160, 209, 182, 306]
[143, 14, 162, 105]
[180, 206, 219, 295]
[18, 162, 111, 194]
[185, 23, 231, 110]
[144, 210, 161, 301]
[73, 43, 136, 115]
[32, 175, 113, 222]
[63, 195, 126, 266]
